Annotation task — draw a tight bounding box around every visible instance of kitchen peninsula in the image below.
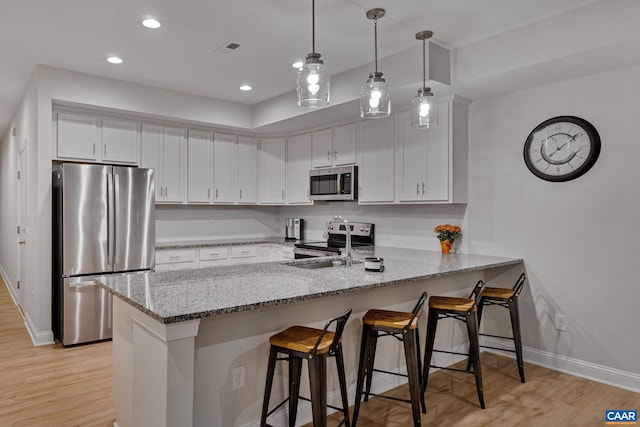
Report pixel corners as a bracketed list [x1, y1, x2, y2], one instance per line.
[98, 247, 523, 427]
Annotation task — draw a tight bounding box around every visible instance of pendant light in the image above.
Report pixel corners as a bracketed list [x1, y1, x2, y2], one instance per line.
[360, 8, 390, 119]
[411, 31, 438, 128]
[297, 0, 330, 108]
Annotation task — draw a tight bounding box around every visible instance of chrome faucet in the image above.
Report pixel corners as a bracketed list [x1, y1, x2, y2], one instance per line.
[325, 215, 352, 266]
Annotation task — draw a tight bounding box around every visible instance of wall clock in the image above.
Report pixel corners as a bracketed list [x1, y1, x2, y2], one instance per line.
[523, 115, 601, 182]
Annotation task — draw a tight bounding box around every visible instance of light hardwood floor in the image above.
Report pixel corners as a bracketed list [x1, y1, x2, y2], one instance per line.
[1, 277, 638, 426]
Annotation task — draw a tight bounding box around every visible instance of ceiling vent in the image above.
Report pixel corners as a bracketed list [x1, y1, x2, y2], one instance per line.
[214, 41, 241, 54]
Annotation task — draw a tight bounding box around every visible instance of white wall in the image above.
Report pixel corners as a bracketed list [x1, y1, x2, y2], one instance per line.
[465, 64, 640, 376]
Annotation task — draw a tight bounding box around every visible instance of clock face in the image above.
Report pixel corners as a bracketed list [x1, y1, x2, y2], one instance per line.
[523, 116, 601, 182]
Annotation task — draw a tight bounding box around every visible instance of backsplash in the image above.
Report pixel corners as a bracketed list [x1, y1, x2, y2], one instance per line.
[155, 203, 467, 252]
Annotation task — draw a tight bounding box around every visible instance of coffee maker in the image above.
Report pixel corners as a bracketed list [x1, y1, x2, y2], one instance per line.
[285, 218, 304, 241]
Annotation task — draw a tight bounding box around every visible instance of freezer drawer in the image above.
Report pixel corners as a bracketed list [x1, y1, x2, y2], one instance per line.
[62, 276, 112, 346]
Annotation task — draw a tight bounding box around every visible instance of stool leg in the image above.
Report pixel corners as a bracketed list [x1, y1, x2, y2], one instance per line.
[364, 330, 379, 401]
[334, 344, 351, 427]
[509, 299, 525, 383]
[466, 311, 485, 409]
[414, 328, 426, 414]
[403, 329, 423, 427]
[422, 308, 439, 396]
[260, 346, 278, 427]
[288, 357, 303, 427]
[466, 297, 485, 372]
[352, 324, 371, 426]
[308, 354, 328, 427]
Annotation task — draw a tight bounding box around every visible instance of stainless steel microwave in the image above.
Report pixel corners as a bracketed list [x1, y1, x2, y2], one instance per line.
[309, 165, 358, 201]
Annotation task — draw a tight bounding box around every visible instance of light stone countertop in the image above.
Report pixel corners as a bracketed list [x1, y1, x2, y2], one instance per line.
[97, 247, 523, 324]
[155, 237, 296, 250]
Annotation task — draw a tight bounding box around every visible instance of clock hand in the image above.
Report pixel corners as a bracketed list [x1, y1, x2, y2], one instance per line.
[548, 133, 580, 157]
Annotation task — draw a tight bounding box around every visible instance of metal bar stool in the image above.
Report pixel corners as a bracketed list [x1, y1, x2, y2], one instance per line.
[468, 272, 527, 383]
[422, 280, 486, 409]
[352, 292, 428, 427]
[260, 308, 352, 427]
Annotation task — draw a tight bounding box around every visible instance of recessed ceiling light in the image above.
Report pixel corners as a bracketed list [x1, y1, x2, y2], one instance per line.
[291, 61, 304, 69]
[107, 56, 124, 64]
[239, 84, 253, 91]
[142, 18, 161, 29]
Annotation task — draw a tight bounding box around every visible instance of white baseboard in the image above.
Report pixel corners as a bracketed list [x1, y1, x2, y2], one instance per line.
[482, 336, 640, 394]
[0, 263, 19, 305]
[23, 311, 54, 346]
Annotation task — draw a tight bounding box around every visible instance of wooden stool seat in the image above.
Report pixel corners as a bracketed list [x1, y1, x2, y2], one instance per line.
[476, 287, 517, 300]
[428, 296, 476, 312]
[269, 326, 336, 354]
[353, 292, 428, 427]
[363, 309, 419, 329]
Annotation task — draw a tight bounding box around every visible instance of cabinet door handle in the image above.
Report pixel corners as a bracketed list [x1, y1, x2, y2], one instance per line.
[417, 182, 420, 195]
[208, 188, 211, 198]
[104, 145, 107, 156]
[93, 143, 95, 156]
[334, 150, 338, 160]
[422, 182, 425, 195]
[327, 150, 331, 160]
[216, 188, 219, 198]
[240, 189, 242, 199]
[282, 190, 284, 200]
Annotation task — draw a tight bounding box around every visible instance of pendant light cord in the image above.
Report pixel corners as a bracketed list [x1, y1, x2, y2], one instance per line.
[312, 0, 316, 53]
[422, 39, 426, 88]
[374, 18, 378, 74]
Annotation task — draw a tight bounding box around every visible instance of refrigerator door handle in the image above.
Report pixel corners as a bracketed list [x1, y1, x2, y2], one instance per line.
[107, 172, 115, 268]
[113, 172, 121, 268]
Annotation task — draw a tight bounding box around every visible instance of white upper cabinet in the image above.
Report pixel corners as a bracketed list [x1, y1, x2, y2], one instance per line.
[141, 124, 187, 204]
[357, 116, 395, 203]
[395, 96, 469, 203]
[237, 136, 258, 204]
[56, 111, 139, 164]
[56, 112, 99, 161]
[286, 133, 313, 205]
[259, 137, 286, 204]
[332, 123, 357, 166]
[187, 130, 213, 203]
[213, 133, 238, 203]
[101, 118, 139, 164]
[311, 124, 357, 168]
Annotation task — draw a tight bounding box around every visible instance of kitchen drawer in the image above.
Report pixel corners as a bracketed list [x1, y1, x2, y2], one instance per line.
[199, 259, 229, 268]
[199, 247, 229, 261]
[155, 260, 198, 271]
[156, 248, 197, 264]
[230, 245, 257, 258]
[280, 246, 295, 260]
[229, 257, 257, 265]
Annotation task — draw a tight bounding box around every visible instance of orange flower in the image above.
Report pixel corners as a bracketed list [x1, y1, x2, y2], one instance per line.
[434, 224, 462, 242]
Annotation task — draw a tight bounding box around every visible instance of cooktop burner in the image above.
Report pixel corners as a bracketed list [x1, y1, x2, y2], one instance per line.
[294, 221, 375, 251]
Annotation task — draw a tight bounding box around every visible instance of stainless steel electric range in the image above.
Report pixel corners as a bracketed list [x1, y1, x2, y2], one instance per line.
[293, 221, 375, 259]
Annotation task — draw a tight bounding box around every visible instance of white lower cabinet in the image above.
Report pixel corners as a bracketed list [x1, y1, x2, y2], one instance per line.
[156, 244, 293, 270]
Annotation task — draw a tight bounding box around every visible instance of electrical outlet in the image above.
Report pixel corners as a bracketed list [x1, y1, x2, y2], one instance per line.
[232, 366, 245, 390]
[555, 314, 567, 332]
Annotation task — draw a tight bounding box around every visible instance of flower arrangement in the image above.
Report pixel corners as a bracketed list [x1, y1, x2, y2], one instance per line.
[434, 224, 461, 254]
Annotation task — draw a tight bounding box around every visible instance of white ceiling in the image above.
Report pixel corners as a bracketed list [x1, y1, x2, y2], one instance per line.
[0, 0, 600, 135]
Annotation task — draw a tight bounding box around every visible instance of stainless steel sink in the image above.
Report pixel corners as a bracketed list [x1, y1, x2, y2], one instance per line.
[292, 260, 340, 269]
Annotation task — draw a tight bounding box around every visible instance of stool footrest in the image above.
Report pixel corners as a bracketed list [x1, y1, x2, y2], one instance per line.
[365, 392, 413, 405]
[479, 344, 516, 353]
[265, 397, 289, 419]
[430, 364, 476, 374]
[297, 395, 347, 415]
[479, 332, 514, 340]
[432, 348, 470, 357]
[372, 367, 409, 378]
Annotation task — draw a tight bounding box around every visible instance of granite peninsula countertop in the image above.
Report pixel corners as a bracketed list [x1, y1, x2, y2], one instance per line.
[97, 247, 523, 324]
[156, 237, 295, 250]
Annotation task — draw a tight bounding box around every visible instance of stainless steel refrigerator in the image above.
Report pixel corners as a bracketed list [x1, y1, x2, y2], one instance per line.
[52, 163, 155, 346]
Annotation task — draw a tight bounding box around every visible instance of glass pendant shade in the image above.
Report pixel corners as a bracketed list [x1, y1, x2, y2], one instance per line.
[297, 53, 330, 107]
[360, 73, 390, 118]
[411, 88, 438, 128]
